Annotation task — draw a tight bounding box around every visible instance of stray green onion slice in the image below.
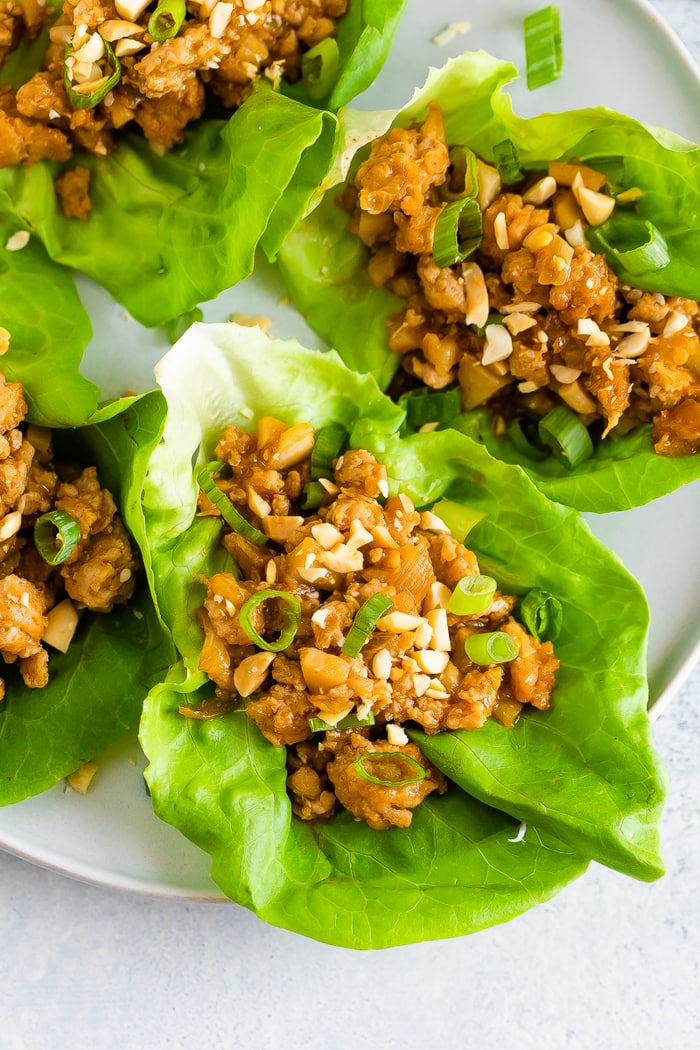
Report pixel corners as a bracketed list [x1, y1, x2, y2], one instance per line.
[588, 215, 670, 276]
[430, 499, 486, 543]
[399, 385, 461, 428]
[64, 36, 121, 110]
[354, 752, 426, 788]
[537, 406, 594, 469]
[519, 589, 563, 642]
[310, 423, 347, 480]
[342, 593, 394, 657]
[493, 139, 524, 184]
[301, 481, 326, 511]
[197, 461, 268, 546]
[524, 5, 563, 90]
[441, 145, 478, 201]
[148, 0, 186, 43]
[34, 510, 81, 566]
[238, 589, 301, 653]
[301, 37, 339, 100]
[465, 631, 520, 665]
[432, 196, 483, 267]
[448, 574, 497, 615]
[309, 711, 376, 733]
[507, 416, 549, 461]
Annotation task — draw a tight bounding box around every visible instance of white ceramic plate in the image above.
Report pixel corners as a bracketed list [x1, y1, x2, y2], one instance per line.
[1, 0, 699, 899]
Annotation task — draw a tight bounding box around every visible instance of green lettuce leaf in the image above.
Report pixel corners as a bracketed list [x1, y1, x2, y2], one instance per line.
[134, 323, 664, 946]
[0, 392, 174, 804]
[277, 51, 700, 510]
[0, 205, 98, 425]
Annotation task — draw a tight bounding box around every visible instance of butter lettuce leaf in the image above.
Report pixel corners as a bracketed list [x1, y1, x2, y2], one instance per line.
[277, 51, 700, 510]
[133, 323, 664, 947]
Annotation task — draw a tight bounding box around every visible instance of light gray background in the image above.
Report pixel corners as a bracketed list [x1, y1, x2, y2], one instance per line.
[2, 2, 699, 1048]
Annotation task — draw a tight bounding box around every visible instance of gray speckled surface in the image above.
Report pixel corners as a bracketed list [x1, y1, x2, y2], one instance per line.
[2, 3, 700, 1048]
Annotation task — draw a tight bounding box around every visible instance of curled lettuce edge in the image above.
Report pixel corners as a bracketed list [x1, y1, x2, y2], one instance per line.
[0, 390, 174, 805]
[276, 50, 700, 512]
[133, 321, 665, 948]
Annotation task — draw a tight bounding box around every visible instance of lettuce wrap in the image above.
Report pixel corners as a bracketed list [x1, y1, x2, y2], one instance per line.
[277, 51, 700, 512]
[0, 386, 174, 805]
[124, 321, 665, 948]
[0, 1, 406, 328]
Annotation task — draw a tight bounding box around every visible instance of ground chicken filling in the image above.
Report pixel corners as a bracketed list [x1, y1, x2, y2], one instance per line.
[0, 0, 346, 214]
[341, 102, 700, 459]
[186, 415, 559, 831]
[0, 368, 139, 700]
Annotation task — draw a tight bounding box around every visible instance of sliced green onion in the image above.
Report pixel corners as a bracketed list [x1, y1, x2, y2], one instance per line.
[524, 5, 563, 90]
[238, 589, 301, 653]
[148, 0, 186, 42]
[197, 462, 269, 546]
[301, 37, 339, 100]
[64, 36, 121, 110]
[309, 710, 376, 733]
[432, 197, 483, 267]
[430, 499, 486, 543]
[354, 752, 426, 788]
[518, 589, 563, 642]
[441, 145, 478, 202]
[493, 139, 524, 184]
[399, 385, 461, 428]
[301, 481, 326, 510]
[310, 422, 346, 480]
[588, 215, 670, 276]
[537, 406, 594, 469]
[448, 574, 497, 616]
[34, 510, 81, 566]
[465, 631, 520, 665]
[167, 307, 203, 345]
[342, 593, 394, 657]
[507, 416, 549, 461]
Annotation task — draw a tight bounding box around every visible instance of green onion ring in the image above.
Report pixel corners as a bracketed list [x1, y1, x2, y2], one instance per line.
[63, 36, 121, 110]
[197, 461, 268, 546]
[301, 481, 326, 511]
[537, 406, 594, 469]
[238, 589, 301, 653]
[310, 423, 347, 480]
[524, 5, 563, 90]
[148, 0, 186, 43]
[432, 196, 483, 267]
[448, 574, 497, 616]
[354, 752, 427, 788]
[399, 385, 461, 428]
[34, 510, 81, 566]
[464, 631, 520, 665]
[441, 145, 478, 202]
[309, 710, 376, 733]
[341, 593, 394, 657]
[588, 216, 671, 276]
[492, 139, 524, 184]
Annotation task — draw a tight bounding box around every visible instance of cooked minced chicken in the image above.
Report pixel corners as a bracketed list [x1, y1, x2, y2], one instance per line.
[341, 102, 700, 458]
[186, 415, 558, 830]
[0, 370, 139, 699]
[0, 0, 346, 207]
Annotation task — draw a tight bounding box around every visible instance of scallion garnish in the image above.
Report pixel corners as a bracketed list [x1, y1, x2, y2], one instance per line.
[492, 139, 524, 184]
[524, 5, 563, 90]
[432, 196, 483, 267]
[197, 461, 268, 546]
[341, 593, 394, 657]
[354, 752, 426, 788]
[464, 631, 520, 665]
[63, 36, 121, 110]
[148, 0, 186, 43]
[34, 510, 81, 566]
[399, 385, 461, 428]
[238, 589, 301, 653]
[309, 711, 376, 733]
[588, 215, 671, 276]
[441, 145, 478, 202]
[507, 417, 549, 461]
[310, 423, 347, 480]
[429, 499, 486, 543]
[537, 406, 594, 469]
[301, 37, 339, 100]
[518, 589, 563, 642]
[448, 574, 497, 616]
[301, 481, 326, 511]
